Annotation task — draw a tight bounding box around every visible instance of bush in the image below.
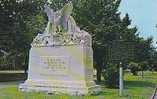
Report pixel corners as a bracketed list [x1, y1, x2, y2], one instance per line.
[128, 62, 139, 75]
[103, 63, 119, 88]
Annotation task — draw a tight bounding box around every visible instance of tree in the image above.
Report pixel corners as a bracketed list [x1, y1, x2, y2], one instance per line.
[0, 0, 46, 70]
[73, 0, 138, 82]
[149, 49, 157, 71]
[134, 37, 155, 71]
[139, 61, 148, 77]
[103, 63, 119, 88]
[128, 62, 139, 75]
[74, 0, 121, 82]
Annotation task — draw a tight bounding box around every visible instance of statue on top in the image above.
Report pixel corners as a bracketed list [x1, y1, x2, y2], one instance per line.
[32, 1, 92, 47]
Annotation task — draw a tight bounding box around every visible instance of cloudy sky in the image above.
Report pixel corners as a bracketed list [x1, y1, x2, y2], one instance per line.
[119, 0, 157, 47]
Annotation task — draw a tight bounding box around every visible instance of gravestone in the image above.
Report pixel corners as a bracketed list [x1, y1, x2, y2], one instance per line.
[19, 2, 100, 95]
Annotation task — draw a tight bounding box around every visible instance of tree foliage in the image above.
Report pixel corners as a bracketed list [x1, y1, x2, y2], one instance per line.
[0, 0, 156, 81]
[0, 0, 46, 70]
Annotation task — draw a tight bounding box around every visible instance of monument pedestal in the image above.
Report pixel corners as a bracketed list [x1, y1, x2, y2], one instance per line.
[19, 45, 100, 95]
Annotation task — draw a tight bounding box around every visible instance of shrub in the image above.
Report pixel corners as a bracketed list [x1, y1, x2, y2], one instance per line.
[128, 62, 139, 75]
[103, 63, 119, 88]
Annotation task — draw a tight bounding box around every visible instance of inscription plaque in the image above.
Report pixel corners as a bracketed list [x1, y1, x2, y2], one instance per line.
[41, 56, 69, 73]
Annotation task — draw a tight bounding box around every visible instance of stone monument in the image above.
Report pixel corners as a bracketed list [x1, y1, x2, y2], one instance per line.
[19, 2, 101, 95]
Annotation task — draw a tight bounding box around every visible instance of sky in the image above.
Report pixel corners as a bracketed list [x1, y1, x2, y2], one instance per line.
[119, 0, 157, 47]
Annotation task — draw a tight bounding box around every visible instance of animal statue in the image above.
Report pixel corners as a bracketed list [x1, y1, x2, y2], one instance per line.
[44, 2, 79, 35]
[32, 2, 92, 47]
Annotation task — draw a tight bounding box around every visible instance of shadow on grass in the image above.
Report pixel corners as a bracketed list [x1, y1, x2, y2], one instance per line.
[0, 73, 27, 82]
[125, 80, 155, 88]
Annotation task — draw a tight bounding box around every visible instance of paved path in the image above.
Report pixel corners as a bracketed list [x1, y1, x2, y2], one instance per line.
[154, 92, 157, 99]
[0, 81, 23, 89]
[0, 71, 25, 74]
[152, 88, 157, 99]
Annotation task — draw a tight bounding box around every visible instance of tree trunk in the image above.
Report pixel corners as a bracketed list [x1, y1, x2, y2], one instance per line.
[12, 59, 16, 70]
[141, 70, 144, 78]
[96, 68, 102, 82]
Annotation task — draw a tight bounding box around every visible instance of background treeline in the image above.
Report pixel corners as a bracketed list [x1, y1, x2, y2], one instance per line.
[0, 0, 157, 87]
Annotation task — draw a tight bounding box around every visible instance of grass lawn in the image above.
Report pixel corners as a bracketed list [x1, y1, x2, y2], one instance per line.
[0, 71, 156, 99]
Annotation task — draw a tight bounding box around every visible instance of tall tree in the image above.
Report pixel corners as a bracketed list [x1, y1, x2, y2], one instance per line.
[72, 0, 138, 81]
[0, 0, 46, 70]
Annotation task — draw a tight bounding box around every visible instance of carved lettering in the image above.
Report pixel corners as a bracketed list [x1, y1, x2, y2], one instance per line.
[41, 56, 69, 72]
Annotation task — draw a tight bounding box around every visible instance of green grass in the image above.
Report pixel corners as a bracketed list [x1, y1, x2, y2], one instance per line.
[102, 71, 157, 99]
[0, 71, 157, 99]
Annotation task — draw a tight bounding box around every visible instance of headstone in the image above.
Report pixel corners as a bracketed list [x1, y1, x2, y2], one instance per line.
[19, 2, 101, 95]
